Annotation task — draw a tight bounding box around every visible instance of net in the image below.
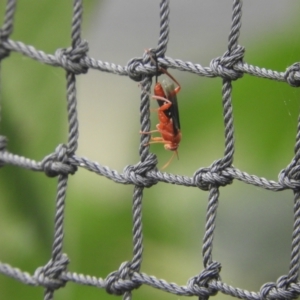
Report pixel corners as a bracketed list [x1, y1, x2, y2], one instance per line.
[1, 0, 300, 299]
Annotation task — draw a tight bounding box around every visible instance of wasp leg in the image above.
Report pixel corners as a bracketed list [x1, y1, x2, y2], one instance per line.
[138, 84, 171, 104]
[151, 94, 171, 104]
[147, 138, 171, 145]
[140, 130, 159, 135]
[143, 137, 170, 147]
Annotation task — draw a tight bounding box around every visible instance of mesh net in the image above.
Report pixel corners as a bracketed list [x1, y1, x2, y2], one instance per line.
[1, 0, 300, 299]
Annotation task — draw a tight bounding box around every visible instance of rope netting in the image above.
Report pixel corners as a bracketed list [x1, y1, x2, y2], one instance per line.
[1, 0, 300, 299]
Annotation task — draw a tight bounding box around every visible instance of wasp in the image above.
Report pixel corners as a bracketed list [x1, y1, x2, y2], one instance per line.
[141, 50, 181, 169]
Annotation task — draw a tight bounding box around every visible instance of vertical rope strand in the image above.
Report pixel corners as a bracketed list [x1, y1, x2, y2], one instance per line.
[288, 191, 300, 283]
[292, 111, 300, 166]
[0, 0, 17, 124]
[43, 2, 84, 299]
[66, 0, 83, 154]
[202, 187, 219, 267]
[71, 0, 83, 48]
[219, 0, 243, 169]
[66, 72, 79, 154]
[44, 174, 68, 300]
[139, 77, 152, 162]
[51, 175, 68, 261]
[220, 80, 234, 168]
[130, 186, 144, 271]
[1, 0, 16, 38]
[228, 0, 243, 52]
[156, 0, 170, 57]
[286, 110, 300, 283]
[44, 289, 54, 300]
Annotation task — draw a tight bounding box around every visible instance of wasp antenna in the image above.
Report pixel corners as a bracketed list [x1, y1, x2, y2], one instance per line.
[153, 52, 159, 83]
[161, 151, 177, 170]
[175, 150, 179, 160]
[145, 49, 160, 83]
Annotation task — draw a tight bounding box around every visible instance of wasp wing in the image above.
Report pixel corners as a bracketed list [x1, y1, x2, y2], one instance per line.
[160, 79, 181, 135]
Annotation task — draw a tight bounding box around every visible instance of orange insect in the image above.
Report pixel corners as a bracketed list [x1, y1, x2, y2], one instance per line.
[141, 51, 182, 169]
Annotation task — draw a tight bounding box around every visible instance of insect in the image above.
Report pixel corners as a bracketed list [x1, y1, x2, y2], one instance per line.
[141, 50, 182, 169]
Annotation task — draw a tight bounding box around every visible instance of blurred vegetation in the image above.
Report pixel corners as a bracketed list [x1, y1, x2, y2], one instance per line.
[0, 1, 300, 300]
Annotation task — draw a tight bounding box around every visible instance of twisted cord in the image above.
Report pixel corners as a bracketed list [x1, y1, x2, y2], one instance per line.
[293, 102, 300, 165]
[156, 0, 169, 57]
[1, 39, 298, 84]
[281, 62, 300, 286]
[287, 177, 300, 285]
[42, 146, 71, 300]
[66, 72, 79, 153]
[65, 0, 86, 154]
[228, 0, 242, 52]
[0, 149, 292, 191]
[202, 188, 219, 268]
[220, 80, 235, 168]
[139, 75, 152, 162]
[72, 0, 84, 49]
[131, 187, 144, 272]
[0, 0, 16, 60]
[286, 89, 300, 285]
[0, 0, 16, 39]
[2, 258, 300, 299]
[3, 261, 300, 300]
[51, 177, 68, 261]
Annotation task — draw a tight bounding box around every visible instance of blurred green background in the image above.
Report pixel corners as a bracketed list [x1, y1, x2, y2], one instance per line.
[1, 1, 300, 300]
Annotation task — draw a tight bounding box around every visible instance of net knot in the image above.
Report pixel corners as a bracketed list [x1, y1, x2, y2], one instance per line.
[127, 57, 144, 82]
[285, 63, 300, 87]
[55, 40, 89, 74]
[42, 144, 78, 177]
[0, 30, 10, 59]
[193, 161, 233, 190]
[33, 253, 69, 289]
[144, 48, 166, 76]
[278, 165, 300, 190]
[260, 275, 300, 300]
[210, 45, 245, 80]
[187, 261, 221, 298]
[123, 154, 158, 187]
[105, 261, 141, 295]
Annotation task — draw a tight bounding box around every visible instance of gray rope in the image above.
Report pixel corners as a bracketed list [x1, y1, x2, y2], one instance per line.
[156, 0, 169, 58]
[0, 149, 295, 190]
[2, 39, 298, 84]
[2, 261, 300, 300]
[1, 0, 300, 299]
